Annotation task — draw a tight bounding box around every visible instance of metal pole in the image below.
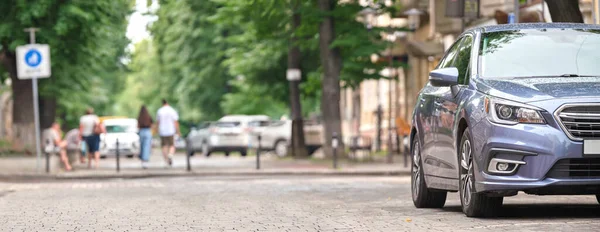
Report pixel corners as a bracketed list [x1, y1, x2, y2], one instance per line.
[332, 132, 338, 169]
[387, 40, 394, 164]
[45, 151, 50, 173]
[25, 28, 42, 174]
[116, 139, 120, 172]
[256, 134, 261, 170]
[186, 138, 191, 172]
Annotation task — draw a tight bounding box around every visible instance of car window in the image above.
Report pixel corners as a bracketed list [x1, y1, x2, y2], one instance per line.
[105, 125, 135, 133]
[437, 37, 463, 69]
[454, 35, 473, 85]
[216, 121, 240, 128]
[248, 120, 271, 127]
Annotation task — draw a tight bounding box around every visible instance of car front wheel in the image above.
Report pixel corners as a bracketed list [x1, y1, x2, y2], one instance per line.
[459, 130, 503, 217]
[274, 140, 288, 157]
[411, 138, 447, 208]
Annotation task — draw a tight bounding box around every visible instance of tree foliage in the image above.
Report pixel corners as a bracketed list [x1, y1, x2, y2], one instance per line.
[0, 0, 129, 144]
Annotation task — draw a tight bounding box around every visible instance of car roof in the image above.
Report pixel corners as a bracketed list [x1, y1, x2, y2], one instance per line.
[218, 115, 270, 122]
[465, 23, 600, 35]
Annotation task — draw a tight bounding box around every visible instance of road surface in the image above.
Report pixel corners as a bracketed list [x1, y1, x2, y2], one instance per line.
[0, 176, 598, 231]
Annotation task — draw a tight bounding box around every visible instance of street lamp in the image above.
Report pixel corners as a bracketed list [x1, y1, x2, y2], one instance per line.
[404, 8, 423, 31]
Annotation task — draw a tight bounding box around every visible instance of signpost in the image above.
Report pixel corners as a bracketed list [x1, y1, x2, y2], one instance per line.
[16, 28, 51, 173]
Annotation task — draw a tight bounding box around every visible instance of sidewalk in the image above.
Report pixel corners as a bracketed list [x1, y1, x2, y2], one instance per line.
[0, 151, 411, 181]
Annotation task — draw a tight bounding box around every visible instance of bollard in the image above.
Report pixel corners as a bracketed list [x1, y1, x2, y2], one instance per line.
[116, 138, 120, 173]
[256, 134, 261, 170]
[46, 151, 50, 173]
[332, 132, 339, 169]
[186, 138, 191, 172]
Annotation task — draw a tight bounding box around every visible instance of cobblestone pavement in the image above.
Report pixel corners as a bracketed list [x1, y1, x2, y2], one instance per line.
[0, 176, 599, 231]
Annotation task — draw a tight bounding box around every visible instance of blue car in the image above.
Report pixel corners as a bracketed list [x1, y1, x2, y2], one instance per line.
[410, 23, 600, 217]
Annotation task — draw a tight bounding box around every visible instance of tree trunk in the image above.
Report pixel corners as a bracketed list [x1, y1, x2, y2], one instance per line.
[1, 50, 36, 152]
[318, 0, 343, 157]
[289, 0, 309, 158]
[40, 97, 57, 129]
[546, 0, 584, 23]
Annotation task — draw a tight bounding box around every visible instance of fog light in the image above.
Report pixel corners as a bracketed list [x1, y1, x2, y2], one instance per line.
[497, 163, 509, 171]
[488, 158, 526, 174]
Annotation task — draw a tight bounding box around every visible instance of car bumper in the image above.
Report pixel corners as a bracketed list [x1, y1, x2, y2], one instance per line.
[472, 116, 600, 194]
[209, 135, 248, 148]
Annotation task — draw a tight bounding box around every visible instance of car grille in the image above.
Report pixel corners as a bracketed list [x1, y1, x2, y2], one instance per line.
[547, 158, 600, 178]
[557, 105, 600, 139]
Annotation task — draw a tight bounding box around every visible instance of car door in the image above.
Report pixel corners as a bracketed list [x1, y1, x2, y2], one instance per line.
[420, 41, 462, 176]
[432, 34, 474, 179]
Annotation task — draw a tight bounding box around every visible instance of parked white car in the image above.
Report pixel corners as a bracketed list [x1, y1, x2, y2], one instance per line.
[259, 120, 323, 157]
[100, 118, 140, 158]
[188, 115, 270, 156]
[186, 121, 213, 155]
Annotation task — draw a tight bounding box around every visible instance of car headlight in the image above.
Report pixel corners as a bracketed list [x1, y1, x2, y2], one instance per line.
[485, 97, 545, 125]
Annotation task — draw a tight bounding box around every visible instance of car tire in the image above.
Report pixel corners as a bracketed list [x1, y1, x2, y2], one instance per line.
[411, 137, 447, 208]
[225, 152, 230, 157]
[274, 140, 288, 157]
[459, 130, 503, 218]
[201, 142, 211, 157]
[126, 154, 134, 158]
[240, 150, 247, 157]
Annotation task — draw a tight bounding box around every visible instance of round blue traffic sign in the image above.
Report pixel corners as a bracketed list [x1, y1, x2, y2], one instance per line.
[24, 49, 42, 67]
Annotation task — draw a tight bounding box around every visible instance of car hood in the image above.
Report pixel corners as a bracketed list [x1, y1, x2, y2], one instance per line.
[477, 77, 600, 103]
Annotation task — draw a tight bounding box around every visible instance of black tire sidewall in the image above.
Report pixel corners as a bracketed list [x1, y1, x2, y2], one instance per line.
[411, 139, 426, 205]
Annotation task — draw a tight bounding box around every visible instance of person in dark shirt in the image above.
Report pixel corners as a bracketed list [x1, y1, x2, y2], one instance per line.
[137, 105, 154, 169]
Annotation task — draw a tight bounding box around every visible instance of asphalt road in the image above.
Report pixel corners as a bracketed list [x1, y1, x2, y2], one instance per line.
[0, 176, 599, 231]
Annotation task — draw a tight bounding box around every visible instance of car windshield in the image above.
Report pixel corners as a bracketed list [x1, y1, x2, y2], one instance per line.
[479, 28, 600, 79]
[105, 125, 135, 133]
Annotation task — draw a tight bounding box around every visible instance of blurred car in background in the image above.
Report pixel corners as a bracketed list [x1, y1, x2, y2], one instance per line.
[100, 118, 140, 158]
[260, 120, 323, 157]
[187, 115, 270, 156]
[186, 121, 214, 155]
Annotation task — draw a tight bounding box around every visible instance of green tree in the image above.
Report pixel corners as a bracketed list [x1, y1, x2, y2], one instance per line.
[0, 0, 129, 150]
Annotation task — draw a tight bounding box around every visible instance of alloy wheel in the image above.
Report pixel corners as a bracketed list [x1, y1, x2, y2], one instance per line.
[412, 142, 421, 200]
[460, 139, 473, 206]
[275, 141, 288, 157]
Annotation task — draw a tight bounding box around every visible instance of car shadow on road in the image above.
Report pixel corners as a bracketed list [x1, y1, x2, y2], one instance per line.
[442, 204, 600, 219]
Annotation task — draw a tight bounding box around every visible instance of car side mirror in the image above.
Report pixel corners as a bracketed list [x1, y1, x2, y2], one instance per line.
[429, 67, 459, 87]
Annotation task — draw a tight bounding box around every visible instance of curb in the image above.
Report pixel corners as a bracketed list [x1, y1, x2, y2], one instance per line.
[0, 169, 411, 182]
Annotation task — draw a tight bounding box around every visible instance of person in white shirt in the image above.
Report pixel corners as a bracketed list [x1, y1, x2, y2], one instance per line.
[79, 108, 104, 169]
[156, 99, 180, 166]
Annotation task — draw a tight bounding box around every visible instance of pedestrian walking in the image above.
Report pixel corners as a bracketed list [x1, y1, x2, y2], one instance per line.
[43, 122, 72, 171]
[79, 108, 105, 169]
[137, 105, 153, 169]
[156, 99, 180, 167]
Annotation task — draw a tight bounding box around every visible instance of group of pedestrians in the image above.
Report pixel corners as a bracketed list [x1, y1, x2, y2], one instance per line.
[45, 99, 180, 171]
[137, 99, 181, 169]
